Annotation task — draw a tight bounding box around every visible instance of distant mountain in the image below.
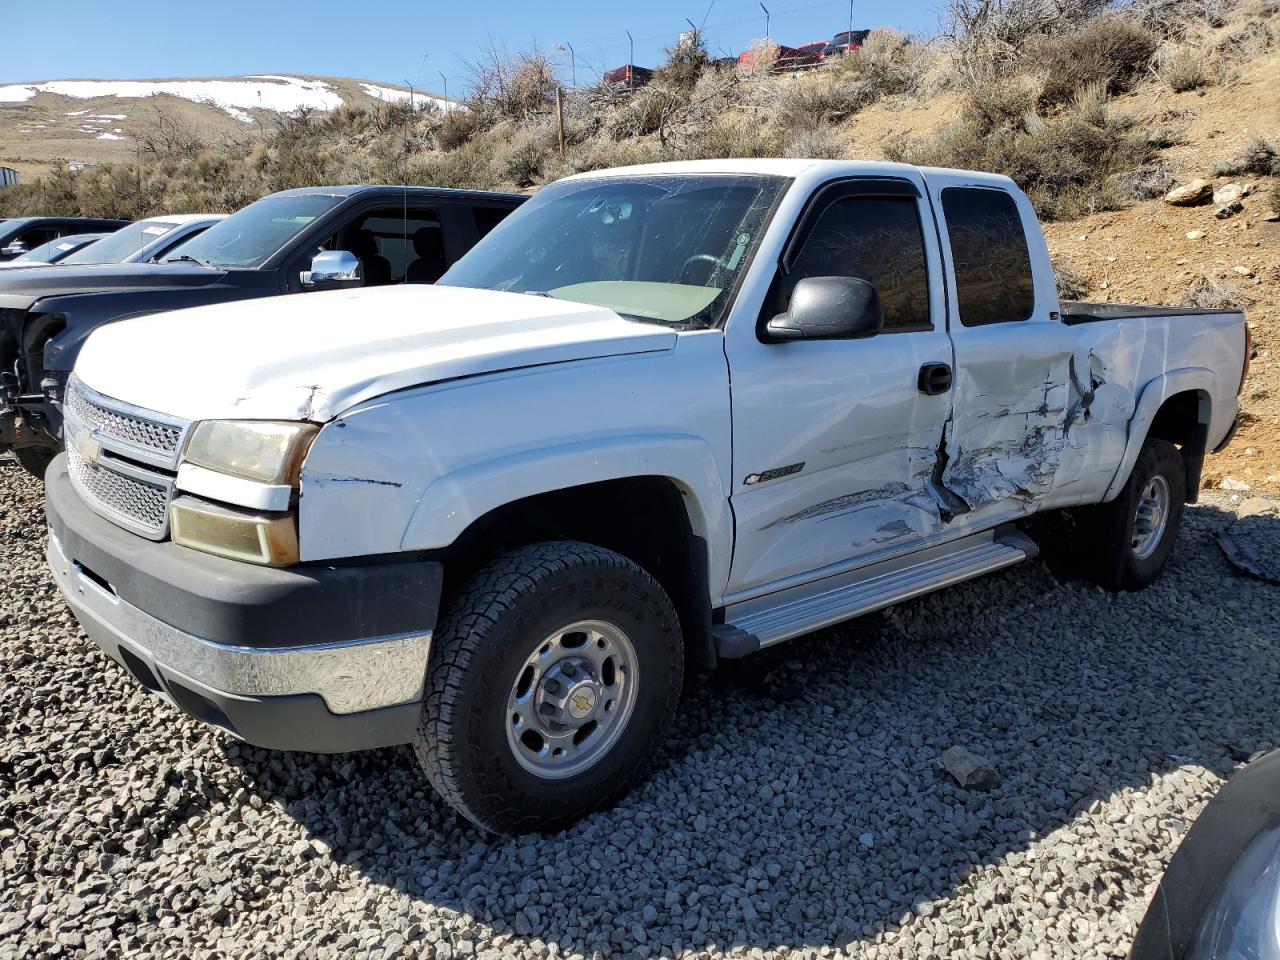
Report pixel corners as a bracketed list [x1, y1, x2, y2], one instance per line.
[0, 75, 455, 181]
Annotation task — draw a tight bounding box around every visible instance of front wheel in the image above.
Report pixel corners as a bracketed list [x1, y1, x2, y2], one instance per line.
[1074, 437, 1186, 591]
[414, 541, 683, 834]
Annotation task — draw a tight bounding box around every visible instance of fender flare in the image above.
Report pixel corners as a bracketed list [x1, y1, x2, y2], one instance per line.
[1102, 366, 1214, 502]
[399, 432, 734, 595]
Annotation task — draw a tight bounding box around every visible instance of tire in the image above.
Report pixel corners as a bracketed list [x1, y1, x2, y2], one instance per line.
[1075, 437, 1186, 591]
[414, 541, 683, 834]
[11, 445, 55, 480]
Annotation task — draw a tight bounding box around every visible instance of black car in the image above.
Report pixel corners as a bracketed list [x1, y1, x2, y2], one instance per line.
[0, 185, 525, 476]
[0, 217, 131, 261]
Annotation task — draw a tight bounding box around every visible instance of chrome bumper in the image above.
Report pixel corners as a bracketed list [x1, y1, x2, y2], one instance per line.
[47, 532, 430, 716]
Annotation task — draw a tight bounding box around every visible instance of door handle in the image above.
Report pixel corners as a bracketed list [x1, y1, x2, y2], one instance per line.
[918, 362, 952, 396]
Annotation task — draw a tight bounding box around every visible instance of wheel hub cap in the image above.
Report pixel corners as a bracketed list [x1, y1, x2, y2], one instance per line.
[1132, 475, 1171, 560]
[505, 620, 640, 780]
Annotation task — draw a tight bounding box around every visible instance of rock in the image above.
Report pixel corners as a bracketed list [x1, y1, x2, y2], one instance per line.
[1233, 266, 1254, 276]
[1185, 230, 1205, 240]
[1239, 497, 1280, 518]
[1216, 201, 1244, 219]
[1164, 179, 1214, 206]
[941, 746, 1000, 791]
[1218, 477, 1252, 491]
[1264, 211, 1280, 222]
[1213, 183, 1245, 204]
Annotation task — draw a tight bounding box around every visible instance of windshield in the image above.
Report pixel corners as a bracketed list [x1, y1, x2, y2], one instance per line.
[439, 174, 787, 329]
[61, 219, 175, 264]
[163, 194, 343, 269]
[15, 235, 97, 263]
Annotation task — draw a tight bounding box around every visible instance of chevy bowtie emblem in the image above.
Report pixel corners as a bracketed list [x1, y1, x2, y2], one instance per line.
[71, 424, 102, 466]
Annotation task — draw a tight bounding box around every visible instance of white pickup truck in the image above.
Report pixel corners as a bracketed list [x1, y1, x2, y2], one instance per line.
[44, 160, 1248, 833]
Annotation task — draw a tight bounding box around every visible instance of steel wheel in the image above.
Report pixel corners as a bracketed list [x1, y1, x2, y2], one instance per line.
[1131, 474, 1171, 560]
[505, 619, 640, 780]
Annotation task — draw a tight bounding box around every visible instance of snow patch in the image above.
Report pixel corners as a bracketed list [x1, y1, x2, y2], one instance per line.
[360, 82, 455, 112]
[97, 132, 123, 140]
[0, 76, 345, 121]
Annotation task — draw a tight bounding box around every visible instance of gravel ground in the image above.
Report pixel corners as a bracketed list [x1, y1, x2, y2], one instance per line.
[4, 460, 1280, 960]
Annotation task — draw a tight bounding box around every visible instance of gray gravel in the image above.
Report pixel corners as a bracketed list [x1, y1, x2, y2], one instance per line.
[3, 460, 1280, 960]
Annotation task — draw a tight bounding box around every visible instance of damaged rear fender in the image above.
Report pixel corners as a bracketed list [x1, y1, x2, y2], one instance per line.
[1102, 367, 1215, 503]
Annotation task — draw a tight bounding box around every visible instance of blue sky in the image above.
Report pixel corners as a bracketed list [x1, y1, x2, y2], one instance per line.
[2, 0, 941, 92]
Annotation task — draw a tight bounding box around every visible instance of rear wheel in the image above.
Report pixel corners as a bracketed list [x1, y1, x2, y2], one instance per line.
[11, 445, 54, 480]
[414, 541, 683, 834]
[1074, 437, 1186, 590]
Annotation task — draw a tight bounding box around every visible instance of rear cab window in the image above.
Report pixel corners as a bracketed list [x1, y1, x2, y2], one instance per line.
[940, 187, 1035, 327]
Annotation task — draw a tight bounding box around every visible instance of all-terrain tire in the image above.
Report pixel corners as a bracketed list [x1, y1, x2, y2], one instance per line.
[11, 445, 55, 480]
[414, 541, 683, 834]
[1074, 437, 1186, 591]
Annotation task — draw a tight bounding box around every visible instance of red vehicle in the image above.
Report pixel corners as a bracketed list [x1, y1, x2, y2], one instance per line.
[738, 41, 828, 72]
[603, 64, 655, 87]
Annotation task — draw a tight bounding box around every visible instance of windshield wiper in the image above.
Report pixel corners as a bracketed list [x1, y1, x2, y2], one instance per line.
[165, 254, 219, 269]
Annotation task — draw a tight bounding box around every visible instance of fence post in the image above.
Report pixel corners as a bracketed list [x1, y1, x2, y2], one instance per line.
[555, 86, 566, 158]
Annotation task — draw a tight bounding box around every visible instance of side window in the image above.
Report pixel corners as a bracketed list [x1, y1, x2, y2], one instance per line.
[940, 187, 1035, 326]
[778, 195, 931, 332]
[17, 226, 56, 249]
[472, 205, 512, 239]
[324, 207, 443, 286]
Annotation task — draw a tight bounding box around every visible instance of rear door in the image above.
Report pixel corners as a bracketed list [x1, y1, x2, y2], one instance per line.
[922, 173, 1075, 525]
[724, 174, 954, 594]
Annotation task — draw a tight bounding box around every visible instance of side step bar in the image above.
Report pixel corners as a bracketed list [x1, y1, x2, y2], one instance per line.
[713, 527, 1038, 658]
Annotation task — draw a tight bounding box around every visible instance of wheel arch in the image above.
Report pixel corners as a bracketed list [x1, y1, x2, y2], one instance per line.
[421, 471, 723, 672]
[1104, 368, 1214, 504]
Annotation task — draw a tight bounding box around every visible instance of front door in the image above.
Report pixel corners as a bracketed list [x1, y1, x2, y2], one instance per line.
[724, 175, 954, 596]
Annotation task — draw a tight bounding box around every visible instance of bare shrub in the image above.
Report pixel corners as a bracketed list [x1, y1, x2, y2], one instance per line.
[887, 81, 1152, 220]
[1180, 276, 1253, 309]
[435, 109, 482, 151]
[132, 100, 206, 160]
[494, 125, 555, 187]
[1052, 255, 1090, 299]
[468, 48, 557, 125]
[1033, 15, 1159, 106]
[654, 28, 710, 91]
[782, 125, 846, 159]
[945, 0, 1109, 81]
[1109, 162, 1176, 198]
[1210, 136, 1280, 175]
[1126, 0, 1235, 39]
[1155, 44, 1210, 90]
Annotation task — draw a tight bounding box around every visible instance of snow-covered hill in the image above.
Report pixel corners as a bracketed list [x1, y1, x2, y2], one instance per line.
[0, 74, 452, 122]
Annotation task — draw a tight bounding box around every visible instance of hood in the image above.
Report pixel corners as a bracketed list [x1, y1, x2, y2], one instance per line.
[0, 262, 225, 310]
[74, 284, 677, 422]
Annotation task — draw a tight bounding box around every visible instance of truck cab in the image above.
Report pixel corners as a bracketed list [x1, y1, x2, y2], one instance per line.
[42, 160, 1248, 833]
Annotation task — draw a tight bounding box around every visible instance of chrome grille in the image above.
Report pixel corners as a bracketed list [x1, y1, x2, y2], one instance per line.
[66, 444, 172, 538]
[66, 379, 183, 459]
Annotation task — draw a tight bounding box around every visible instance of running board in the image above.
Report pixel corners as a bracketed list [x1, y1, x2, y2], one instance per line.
[714, 528, 1038, 658]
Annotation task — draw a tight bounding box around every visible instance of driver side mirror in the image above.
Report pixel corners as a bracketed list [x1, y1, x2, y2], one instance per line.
[2, 242, 28, 257]
[764, 276, 882, 343]
[303, 250, 363, 289]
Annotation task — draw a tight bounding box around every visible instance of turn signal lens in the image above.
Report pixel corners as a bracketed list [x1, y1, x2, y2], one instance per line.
[169, 496, 299, 567]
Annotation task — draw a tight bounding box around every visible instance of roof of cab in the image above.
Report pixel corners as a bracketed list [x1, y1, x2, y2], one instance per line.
[266, 184, 526, 202]
[562, 157, 1019, 193]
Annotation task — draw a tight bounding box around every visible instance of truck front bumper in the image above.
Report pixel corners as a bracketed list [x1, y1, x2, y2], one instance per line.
[44, 455, 442, 753]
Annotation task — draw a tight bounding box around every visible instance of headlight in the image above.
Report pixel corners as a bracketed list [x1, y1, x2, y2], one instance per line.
[184, 420, 317, 486]
[169, 496, 299, 566]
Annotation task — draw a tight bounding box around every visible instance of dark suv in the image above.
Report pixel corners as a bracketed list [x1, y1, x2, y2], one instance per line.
[0, 217, 131, 261]
[0, 185, 524, 476]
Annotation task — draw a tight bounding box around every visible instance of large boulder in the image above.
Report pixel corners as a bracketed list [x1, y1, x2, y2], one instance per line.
[1164, 178, 1214, 206]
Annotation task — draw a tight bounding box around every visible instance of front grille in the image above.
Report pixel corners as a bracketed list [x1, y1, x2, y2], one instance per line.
[66, 380, 183, 459]
[66, 445, 172, 538]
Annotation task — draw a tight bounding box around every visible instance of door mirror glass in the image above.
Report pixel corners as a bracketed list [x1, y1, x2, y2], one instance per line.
[2, 242, 27, 256]
[765, 276, 882, 342]
[304, 249, 363, 289]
